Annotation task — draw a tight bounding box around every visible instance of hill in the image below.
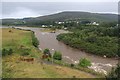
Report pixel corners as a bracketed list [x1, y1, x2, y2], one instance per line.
[34, 11, 118, 22]
[2, 11, 118, 26]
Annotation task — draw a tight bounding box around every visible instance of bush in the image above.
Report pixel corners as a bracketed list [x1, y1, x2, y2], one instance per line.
[2, 48, 13, 56]
[21, 52, 29, 56]
[8, 48, 13, 55]
[2, 49, 7, 56]
[32, 33, 39, 47]
[43, 48, 50, 54]
[53, 51, 62, 60]
[78, 58, 91, 67]
[43, 48, 51, 57]
[70, 63, 74, 67]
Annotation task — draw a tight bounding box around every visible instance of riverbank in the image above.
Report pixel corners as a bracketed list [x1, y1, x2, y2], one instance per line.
[14, 27, 118, 75]
[2, 28, 97, 78]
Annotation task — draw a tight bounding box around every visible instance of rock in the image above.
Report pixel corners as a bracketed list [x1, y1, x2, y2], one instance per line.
[103, 55, 106, 58]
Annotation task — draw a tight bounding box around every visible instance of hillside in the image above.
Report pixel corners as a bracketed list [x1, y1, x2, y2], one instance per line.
[2, 28, 96, 78]
[2, 11, 118, 26]
[33, 11, 118, 22]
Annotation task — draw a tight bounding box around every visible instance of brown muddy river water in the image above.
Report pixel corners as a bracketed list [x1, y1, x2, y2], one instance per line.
[15, 27, 118, 75]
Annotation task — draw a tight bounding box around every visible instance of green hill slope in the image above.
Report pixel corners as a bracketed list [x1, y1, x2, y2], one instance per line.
[2, 11, 118, 26]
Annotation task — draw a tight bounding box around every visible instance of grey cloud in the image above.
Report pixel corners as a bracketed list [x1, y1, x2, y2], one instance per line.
[1, 2, 118, 18]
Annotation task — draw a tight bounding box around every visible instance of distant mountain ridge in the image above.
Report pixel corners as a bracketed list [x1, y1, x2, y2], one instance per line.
[23, 11, 118, 22]
[2, 11, 118, 25]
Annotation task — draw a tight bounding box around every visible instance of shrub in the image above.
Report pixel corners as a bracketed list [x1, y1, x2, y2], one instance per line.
[21, 52, 29, 56]
[8, 48, 13, 55]
[43, 48, 50, 54]
[70, 63, 74, 67]
[43, 48, 51, 57]
[32, 33, 39, 47]
[2, 48, 13, 56]
[2, 48, 7, 56]
[78, 58, 91, 67]
[53, 51, 62, 60]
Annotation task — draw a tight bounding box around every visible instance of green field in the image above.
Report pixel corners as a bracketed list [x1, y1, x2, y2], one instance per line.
[1, 28, 96, 78]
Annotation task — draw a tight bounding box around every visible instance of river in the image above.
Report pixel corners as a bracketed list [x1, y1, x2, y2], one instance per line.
[15, 27, 118, 75]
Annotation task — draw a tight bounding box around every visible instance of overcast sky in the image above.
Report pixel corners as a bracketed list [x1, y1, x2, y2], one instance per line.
[1, 0, 119, 19]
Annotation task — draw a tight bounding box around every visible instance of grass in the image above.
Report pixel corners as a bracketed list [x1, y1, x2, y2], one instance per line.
[2, 54, 96, 78]
[45, 58, 104, 77]
[2, 28, 40, 57]
[2, 28, 97, 78]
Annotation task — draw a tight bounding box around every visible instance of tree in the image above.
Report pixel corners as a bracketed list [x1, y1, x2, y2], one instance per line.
[53, 51, 62, 60]
[78, 58, 91, 67]
[43, 48, 51, 57]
